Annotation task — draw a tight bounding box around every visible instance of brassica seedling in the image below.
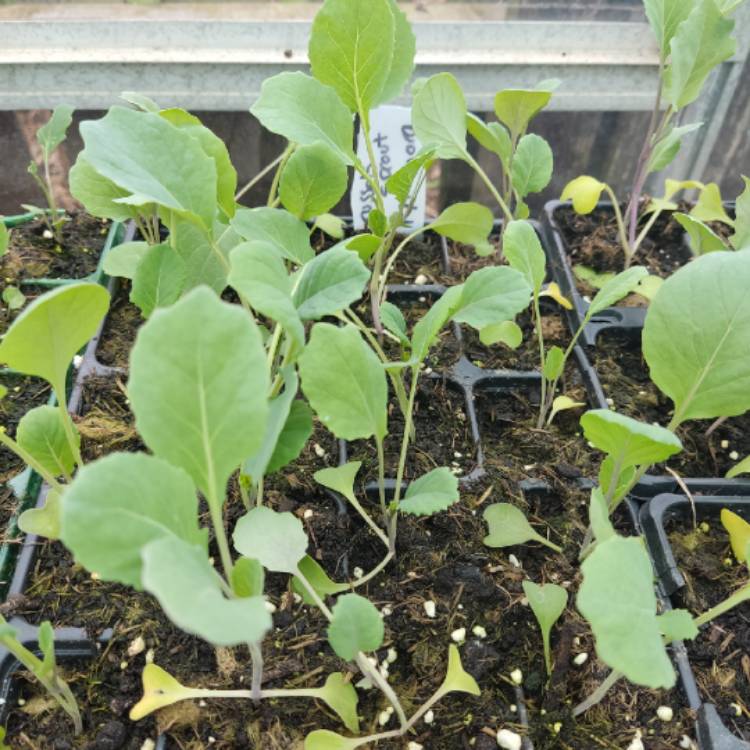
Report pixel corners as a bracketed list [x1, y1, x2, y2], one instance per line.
[522, 581, 567, 675]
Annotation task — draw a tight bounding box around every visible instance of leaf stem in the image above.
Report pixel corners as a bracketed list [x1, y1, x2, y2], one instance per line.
[465, 153, 513, 223]
[694, 583, 750, 628]
[267, 145, 295, 207]
[235, 152, 286, 202]
[378, 226, 429, 305]
[572, 668, 622, 716]
[0, 429, 64, 492]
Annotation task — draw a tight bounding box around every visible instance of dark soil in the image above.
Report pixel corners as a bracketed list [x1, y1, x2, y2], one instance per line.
[668, 516, 750, 740]
[95, 282, 143, 369]
[591, 331, 750, 478]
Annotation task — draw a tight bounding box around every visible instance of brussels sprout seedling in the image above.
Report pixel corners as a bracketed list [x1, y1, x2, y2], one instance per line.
[522, 580, 567, 675]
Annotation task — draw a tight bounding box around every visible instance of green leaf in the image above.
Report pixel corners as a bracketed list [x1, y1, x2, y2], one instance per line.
[335, 233, 382, 263]
[635, 275, 663, 301]
[588, 486, 616, 542]
[411, 73, 468, 160]
[230, 557, 265, 598]
[128, 287, 269, 498]
[586, 266, 650, 317]
[511, 134, 553, 197]
[37, 106, 74, 157]
[578, 535, 678, 688]
[730, 176, 750, 250]
[375, 0, 416, 105]
[2, 286, 25, 311]
[380, 301, 409, 345]
[503, 219, 546, 295]
[69, 158, 144, 223]
[304, 731, 360, 750]
[293, 246, 370, 320]
[542, 346, 564, 381]
[170, 217, 229, 295]
[61, 452, 206, 588]
[267, 401, 313, 475]
[228, 241, 304, 349]
[522, 580, 567, 674]
[643, 0, 693, 60]
[328, 594, 384, 660]
[664, 0, 735, 110]
[299, 323, 387, 441]
[314, 673, 360, 733]
[314, 462, 361, 504]
[483, 503, 560, 552]
[142, 536, 271, 646]
[309, 0, 395, 113]
[367, 209, 387, 238]
[466, 114, 511, 165]
[726, 453, 750, 479]
[386, 149, 435, 204]
[430, 202, 495, 256]
[130, 243, 186, 318]
[675, 213, 728, 255]
[560, 176, 606, 214]
[18, 488, 61, 540]
[292, 555, 349, 605]
[647, 123, 703, 174]
[494, 88, 552, 141]
[437, 644, 481, 697]
[129, 664, 200, 721]
[315, 213, 346, 240]
[16, 405, 78, 478]
[250, 72, 355, 165]
[548, 395, 586, 425]
[573, 264, 615, 290]
[231, 207, 314, 266]
[690, 182, 733, 225]
[0, 222, 9, 256]
[452, 266, 532, 330]
[643, 250, 750, 424]
[102, 241, 150, 280]
[399, 467, 459, 516]
[233, 506, 309, 574]
[410, 286, 463, 362]
[581, 409, 682, 466]
[79, 107, 217, 228]
[479, 320, 523, 349]
[657, 609, 699, 642]
[0, 283, 109, 398]
[280, 143, 349, 221]
[121, 91, 160, 112]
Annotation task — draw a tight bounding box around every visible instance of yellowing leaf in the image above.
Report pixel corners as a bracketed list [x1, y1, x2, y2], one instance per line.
[720, 508, 750, 562]
[560, 176, 606, 214]
[130, 664, 201, 720]
[540, 282, 572, 310]
[548, 396, 585, 425]
[438, 645, 480, 697]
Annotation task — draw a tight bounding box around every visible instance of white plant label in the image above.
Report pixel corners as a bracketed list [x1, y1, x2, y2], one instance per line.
[351, 105, 426, 231]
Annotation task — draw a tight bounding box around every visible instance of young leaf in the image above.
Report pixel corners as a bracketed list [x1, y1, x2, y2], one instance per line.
[266, 401, 313, 475]
[511, 134, 553, 198]
[547, 395, 586, 425]
[375, 0, 416, 105]
[231, 207, 314, 266]
[503, 219, 546, 295]
[410, 286, 463, 362]
[2, 286, 25, 312]
[0, 222, 9, 256]
[720, 508, 750, 562]
[635, 275, 663, 301]
[494, 88, 552, 141]
[367, 209, 387, 238]
[429, 202, 495, 256]
[479, 320, 523, 349]
[61, 452, 206, 587]
[314, 462, 362, 504]
[540, 281, 573, 310]
[674, 213, 727, 255]
[130, 664, 202, 721]
[588, 487, 616, 542]
[726, 453, 750, 479]
[560, 176, 606, 214]
[643, 0, 693, 60]
[37, 106, 74, 157]
[18, 488, 61, 540]
[292, 555, 349, 605]
[642, 250, 750, 424]
[573, 264, 615, 290]
[657, 609, 699, 642]
[598, 458, 637, 507]
[580, 409, 682, 467]
[411, 73, 468, 160]
[304, 731, 360, 750]
[335, 233, 382, 263]
[299, 323, 387, 441]
[233, 506, 308, 574]
[380, 301, 409, 345]
[69, 158, 144, 223]
[128, 287, 269, 499]
[314, 673, 360, 734]
[385, 149, 435, 204]
[102, 241, 150, 279]
[130, 243, 186, 318]
[0, 283, 109, 399]
[466, 113, 511, 165]
[315, 213, 346, 240]
[231, 557, 265, 598]
[585, 266, 650, 317]
[399, 467, 459, 516]
[16, 405, 78, 478]
[279, 143, 349, 221]
[250, 72, 355, 165]
[121, 91, 160, 112]
[327, 594, 384, 660]
[483, 503, 561, 553]
[171, 217, 230, 294]
[578, 536, 680, 688]
[142, 536, 271, 646]
[437, 645, 481, 697]
[522, 580, 567, 675]
[646, 123, 703, 174]
[309, 0, 395, 113]
[542, 345, 564, 381]
[453, 267, 532, 331]
[730, 176, 750, 250]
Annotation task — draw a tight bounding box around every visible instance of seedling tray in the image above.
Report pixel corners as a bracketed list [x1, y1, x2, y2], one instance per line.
[640, 493, 750, 749]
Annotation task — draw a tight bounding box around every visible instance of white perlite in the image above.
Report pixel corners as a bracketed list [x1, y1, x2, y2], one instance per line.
[127, 636, 146, 657]
[626, 730, 645, 750]
[451, 627, 466, 643]
[423, 600, 436, 618]
[656, 705, 673, 722]
[510, 668, 523, 685]
[496, 728, 522, 750]
[573, 652, 588, 666]
[424, 709, 434, 724]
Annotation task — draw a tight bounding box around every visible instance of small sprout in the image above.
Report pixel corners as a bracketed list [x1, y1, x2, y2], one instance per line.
[423, 600, 436, 618]
[496, 728, 522, 750]
[573, 652, 588, 667]
[510, 668, 523, 685]
[656, 705, 674, 722]
[451, 627, 467, 643]
[472, 625, 487, 639]
[424, 709, 434, 724]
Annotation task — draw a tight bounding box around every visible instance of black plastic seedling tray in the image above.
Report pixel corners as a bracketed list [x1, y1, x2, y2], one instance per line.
[640, 494, 750, 750]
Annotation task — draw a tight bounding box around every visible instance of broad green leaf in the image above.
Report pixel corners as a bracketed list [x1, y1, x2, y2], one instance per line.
[142, 536, 271, 646]
[430, 202, 494, 256]
[37, 106, 74, 157]
[726, 453, 750, 479]
[61, 452, 206, 588]
[437, 644, 481, 697]
[573, 264, 615, 290]
[503, 219, 546, 295]
[102, 241, 150, 279]
[327, 594, 384, 660]
[130, 243, 186, 318]
[315, 213, 346, 239]
[399, 467, 459, 516]
[511, 134, 553, 197]
[18, 488, 61, 540]
[293, 246, 370, 320]
[483, 503, 561, 552]
[581, 409, 682, 466]
[657, 609, 699, 642]
[0, 283, 109, 398]
[367, 208, 387, 237]
[170, 217, 229, 294]
[664, 0, 736, 109]
[128, 287, 269, 498]
[721, 508, 750, 561]
[229, 241, 304, 349]
[267, 401, 313, 475]
[466, 113, 511, 165]
[130, 664, 202, 721]
[412, 73, 468, 160]
[452, 266, 532, 330]
[386, 149, 435, 205]
[410, 285, 463, 362]
[560, 176, 606, 214]
[479, 320, 523, 349]
[233, 506, 308, 574]
[598, 458, 637, 508]
[578, 536, 678, 688]
[16, 405, 78, 478]
[231, 557, 265, 598]
[69, 158, 144, 223]
[646, 122, 703, 174]
[231, 207, 314, 266]
[2, 286, 25, 311]
[494, 88, 552, 140]
[304, 731, 360, 750]
[380, 301, 409, 345]
[375, 0, 416, 105]
[643, 250, 750, 424]
[522, 580, 567, 674]
[309, 0, 395, 113]
[314, 462, 361, 504]
[548, 395, 585, 425]
[690, 182, 733, 225]
[542, 346, 564, 381]
[121, 91, 160, 112]
[643, 0, 693, 60]
[79, 107, 217, 228]
[586, 266, 650, 317]
[588, 486, 616, 542]
[292, 555, 349, 605]
[250, 72, 355, 165]
[279, 143, 348, 221]
[635, 275, 663, 301]
[299, 323, 387, 441]
[314, 673, 360, 733]
[730, 176, 750, 250]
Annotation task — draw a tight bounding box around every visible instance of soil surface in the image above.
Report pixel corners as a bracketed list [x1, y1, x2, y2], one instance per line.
[95, 282, 143, 369]
[668, 514, 750, 741]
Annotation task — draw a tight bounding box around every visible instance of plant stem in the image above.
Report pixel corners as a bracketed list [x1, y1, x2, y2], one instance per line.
[465, 153, 513, 223]
[207, 482, 233, 581]
[375, 436, 388, 526]
[355, 652, 408, 729]
[378, 226, 427, 304]
[54, 380, 82, 469]
[350, 548, 394, 589]
[235, 152, 286, 202]
[572, 669, 622, 716]
[393, 369, 419, 508]
[603, 185, 633, 265]
[532, 294, 548, 428]
[249, 641, 263, 701]
[267, 145, 294, 207]
[694, 583, 750, 628]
